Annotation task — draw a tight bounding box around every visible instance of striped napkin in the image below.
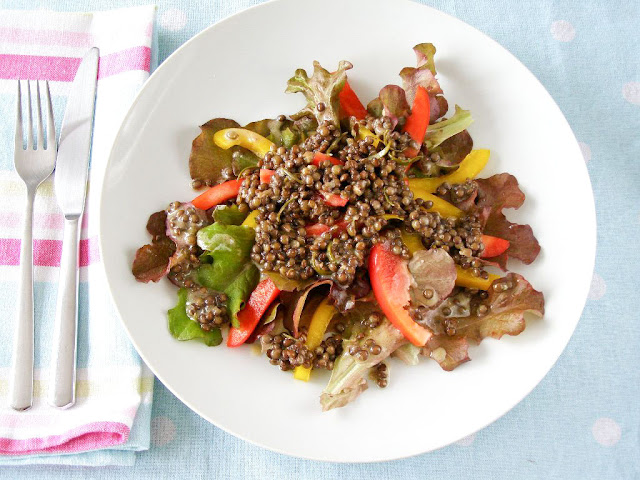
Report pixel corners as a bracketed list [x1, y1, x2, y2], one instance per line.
[0, 5, 157, 466]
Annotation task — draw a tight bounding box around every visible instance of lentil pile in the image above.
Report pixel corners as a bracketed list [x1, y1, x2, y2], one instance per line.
[238, 114, 488, 288]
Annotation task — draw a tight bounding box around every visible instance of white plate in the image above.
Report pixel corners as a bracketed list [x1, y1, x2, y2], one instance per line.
[100, 0, 595, 462]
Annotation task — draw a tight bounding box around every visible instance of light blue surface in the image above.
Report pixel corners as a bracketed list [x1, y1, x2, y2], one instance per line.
[2, 0, 639, 478]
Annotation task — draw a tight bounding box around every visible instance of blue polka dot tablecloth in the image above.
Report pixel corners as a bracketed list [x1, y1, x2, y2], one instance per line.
[1, 0, 639, 478]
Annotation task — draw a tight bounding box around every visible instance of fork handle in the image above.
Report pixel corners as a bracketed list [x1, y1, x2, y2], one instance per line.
[10, 191, 35, 411]
[49, 216, 80, 409]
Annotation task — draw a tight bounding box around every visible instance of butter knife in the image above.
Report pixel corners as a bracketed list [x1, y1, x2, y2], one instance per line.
[49, 47, 99, 409]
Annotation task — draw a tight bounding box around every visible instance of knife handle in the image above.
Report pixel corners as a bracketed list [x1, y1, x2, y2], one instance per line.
[49, 216, 80, 409]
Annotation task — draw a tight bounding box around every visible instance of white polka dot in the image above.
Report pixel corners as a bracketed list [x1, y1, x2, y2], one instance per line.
[578, 142, 591, 164]
[151, 416, 176, 446]
[588, 273, 606, 300]
[622, 82, 640, 106]
[456, 433, 475, 446]
[551, 20, 576, 42]
[159, 8, 188, 32]
[592, 418, 621, 446]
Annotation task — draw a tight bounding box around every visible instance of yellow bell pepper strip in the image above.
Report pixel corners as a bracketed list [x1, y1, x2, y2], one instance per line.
[407, 149, 490, 193]
[400, 232, 425, 255]
[293, 297, 337, 381]
[241, 210, 259, 228]
[382, 214, 403, 221]
[409, 185, 464, 218]
[357, 126, 380, 147]
[213, 128, 274, 158]
[455, 266, 500, 290]
[400, 231, 499, 291]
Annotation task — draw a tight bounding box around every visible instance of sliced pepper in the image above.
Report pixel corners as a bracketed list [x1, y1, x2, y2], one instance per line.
[339, 81, 368, 120]
[320, 191, 348, 207]
[305, 220, 348, 237]
[403, 86, 430, 158]
[407, 149, 490, 193]
[241, 210, 259, 228]
[369, 243, 432, 346]
[313, 152, 344, 167]
[479, 234, 510, 258]
[213, 128, 274, 158]
[400, 232, 425, 255]
[259, 168, 275, 184]
[227, 278, 281, 347]
[192, 179, 242, 210]
[293, 297, 337, 381]
[409, 185, 464, 218]
[455, 266, 500, 290]
[357, 126, 380, 147]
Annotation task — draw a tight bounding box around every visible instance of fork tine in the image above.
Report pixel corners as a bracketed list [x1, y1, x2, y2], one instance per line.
[35, 80, 44, 149]
[15, 80, 23, 152]
[26, 80, 34, 150]
[44, 81, 56, 152]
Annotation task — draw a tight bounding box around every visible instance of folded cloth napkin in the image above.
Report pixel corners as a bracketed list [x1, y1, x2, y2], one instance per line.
[0, 5, 157, 466]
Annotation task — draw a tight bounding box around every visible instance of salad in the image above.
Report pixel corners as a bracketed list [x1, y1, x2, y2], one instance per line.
[132, 43, 544, 410]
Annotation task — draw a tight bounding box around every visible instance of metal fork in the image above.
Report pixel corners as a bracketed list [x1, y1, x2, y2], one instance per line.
[10, 80, 57, 411]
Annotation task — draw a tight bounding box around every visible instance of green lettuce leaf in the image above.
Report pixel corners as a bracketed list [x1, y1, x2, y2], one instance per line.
[286, 60, 352, 128]
[212, 205, 248, 225]
[189, 118, 259, 187]
[424, 105, 473, 150]
[168, 288, 222, 346]
[320, 318, 406, 411]
[195, 224, 259, 326]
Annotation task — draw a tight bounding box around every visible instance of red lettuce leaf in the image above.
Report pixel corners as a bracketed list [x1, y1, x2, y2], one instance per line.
[189, 118, 260, 187]
[379, 85, 410, 126]
[132, 237, 176, 283]
[423, 335, 470, 371]
[284, 279, 333, 337]
[399, 43, 447, 123]
[329, 270, 371, 312]
[448, 273, 544, 343]
[407, 249, 456, 308]
[474, 174, 541, 264]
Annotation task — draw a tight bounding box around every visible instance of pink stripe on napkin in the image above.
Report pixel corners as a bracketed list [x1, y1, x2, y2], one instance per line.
[0, 422, 129, 455]
[0, 237, 100, 267]
[0, 46, 151, 81]
[0, 27, 92, 48]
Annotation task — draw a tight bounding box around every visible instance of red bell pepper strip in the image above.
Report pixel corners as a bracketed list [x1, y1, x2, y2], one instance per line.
[369, 243, 432, 346]
[319, 191, 348, 207]
[313, 152, 344, 167]
[259, 168, 275, 184]
[339, 81, 368, 120]
[192, 179, 242, 210]
[305, 220, 348, 237]
[305, 223, 331, 236]
[479, 234, 510, 258]
[403, 86, 431, 158]
[227, 278, 281, 347]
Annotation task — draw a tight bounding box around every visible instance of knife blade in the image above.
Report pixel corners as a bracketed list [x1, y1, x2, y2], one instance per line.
[49, 47, 99, 409]
[54, 47, 99, 216]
